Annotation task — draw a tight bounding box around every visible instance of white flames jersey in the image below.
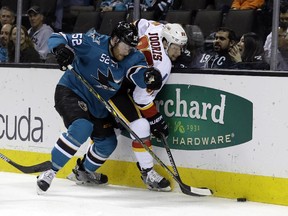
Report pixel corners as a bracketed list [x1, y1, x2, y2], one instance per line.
[132, 19, 172, 108]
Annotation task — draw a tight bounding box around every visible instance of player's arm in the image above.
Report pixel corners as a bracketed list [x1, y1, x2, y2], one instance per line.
[48, 33, 75, 71]
[127, 66, 163, 90]
[48, 32, 91, 71]
[127, 66, 168, 138]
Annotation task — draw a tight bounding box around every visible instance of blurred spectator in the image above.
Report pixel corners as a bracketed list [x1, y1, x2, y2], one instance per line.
[54, 0, 64, 32]
[27, 6, 54, 62]
[199, 27, 238, 69]
[264, 2, 288, 70]
[0, 23, 12, 62]
[231, 0, 265, 10]
[100, 0, 129, 11]
[206, 0, 233, 13]
[7, 25, 41, 63]
[173, 25, 205, 68]
[69, 0, 94, 6]
[0, 6, 15, 28]
[127, 0, 173, 21]
[61, 0, 96, 32]
[229, 32, 270, 69]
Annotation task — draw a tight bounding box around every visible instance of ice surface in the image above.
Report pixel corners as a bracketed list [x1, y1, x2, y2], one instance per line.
[0, 172, 287, 216]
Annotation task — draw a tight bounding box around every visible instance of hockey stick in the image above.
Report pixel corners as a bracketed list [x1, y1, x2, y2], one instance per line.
[67, 65, 212, 196]
[0, 152, 52, 173]
[160, 133, 212, 196]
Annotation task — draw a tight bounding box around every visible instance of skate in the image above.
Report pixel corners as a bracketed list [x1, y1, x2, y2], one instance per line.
[137, 162, 171, 192]
[71, 158, 108, 185]
[36, 169, 56, 194]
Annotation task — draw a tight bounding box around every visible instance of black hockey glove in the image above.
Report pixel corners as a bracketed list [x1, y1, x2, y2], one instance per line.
[53, 44, 74, 71]
[147, 112, 169, 138]
[144, 67, 162, 90]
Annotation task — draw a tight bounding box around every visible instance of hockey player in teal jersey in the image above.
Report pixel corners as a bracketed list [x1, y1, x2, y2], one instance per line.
[68, 20, 187, 192]
[36, 21, 162, 193]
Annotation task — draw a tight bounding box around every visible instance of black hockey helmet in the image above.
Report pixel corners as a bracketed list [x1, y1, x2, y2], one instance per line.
[111, 21, 139, 47]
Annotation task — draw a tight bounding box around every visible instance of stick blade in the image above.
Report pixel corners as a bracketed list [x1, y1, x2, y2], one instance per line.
[180, 184, 213, 196]
[10, 160, 52, 173]
[29, 161, 52, 173]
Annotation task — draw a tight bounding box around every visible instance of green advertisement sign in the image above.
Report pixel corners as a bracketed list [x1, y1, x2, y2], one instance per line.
[152, 84, 253, 150]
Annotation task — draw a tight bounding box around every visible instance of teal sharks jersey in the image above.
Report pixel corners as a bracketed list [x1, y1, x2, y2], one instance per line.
[48, 29, 148, 118]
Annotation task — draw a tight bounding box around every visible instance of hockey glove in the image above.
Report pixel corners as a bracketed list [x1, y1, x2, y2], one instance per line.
[147, 112, 169, 138]
[53, 44, 74, 71]
[144, 67, 162, 90]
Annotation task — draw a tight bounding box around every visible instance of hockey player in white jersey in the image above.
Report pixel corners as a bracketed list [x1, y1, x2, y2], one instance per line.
[127, 19, 188, 191]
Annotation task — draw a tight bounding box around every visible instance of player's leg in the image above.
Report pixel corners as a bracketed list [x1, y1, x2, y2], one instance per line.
[110, 93, 171, 191]
[130, 118, 171, 191]
[71, 115, 117, 185]
[37, 85, 94, 193]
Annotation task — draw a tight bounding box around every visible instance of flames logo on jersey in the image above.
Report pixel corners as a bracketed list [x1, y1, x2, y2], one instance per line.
[91, 68, 122, 91]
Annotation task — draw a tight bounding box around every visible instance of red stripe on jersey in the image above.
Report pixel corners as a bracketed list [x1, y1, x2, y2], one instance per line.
[132, 139, 152, 148]
[139, 103, 158, 118]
